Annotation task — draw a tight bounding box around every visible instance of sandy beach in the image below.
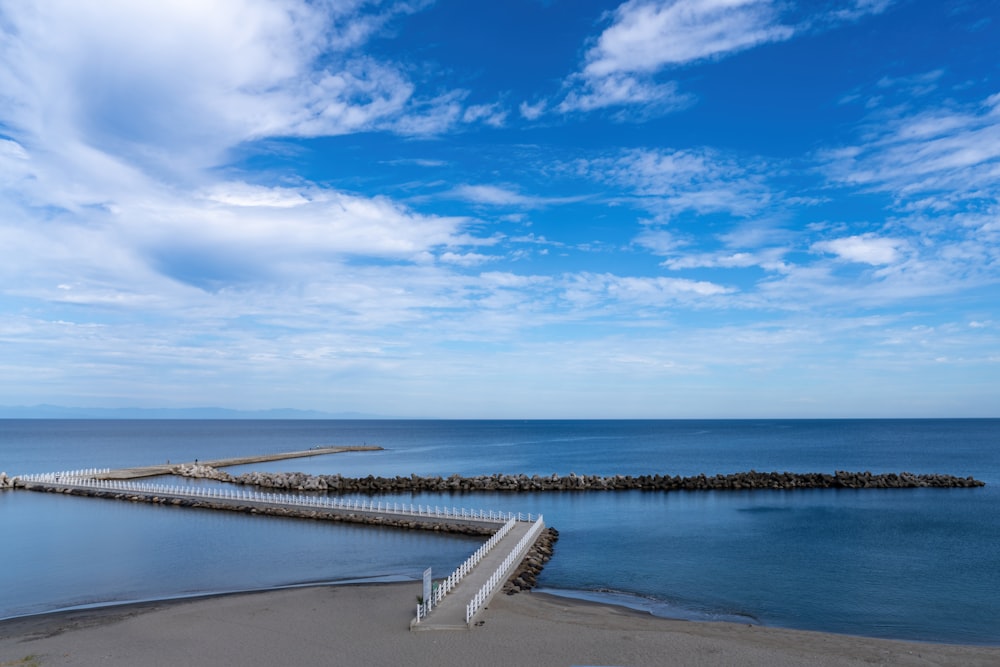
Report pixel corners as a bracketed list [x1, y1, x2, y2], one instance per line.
[1, 583, 996, 667]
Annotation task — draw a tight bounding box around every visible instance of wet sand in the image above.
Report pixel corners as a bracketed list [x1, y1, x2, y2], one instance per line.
[1, 583, 996, 666]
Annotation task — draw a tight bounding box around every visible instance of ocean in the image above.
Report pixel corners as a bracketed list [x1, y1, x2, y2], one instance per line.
[1, 419, 997, 644]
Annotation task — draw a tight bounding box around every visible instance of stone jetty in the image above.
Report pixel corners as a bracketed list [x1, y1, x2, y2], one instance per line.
[175, 468, 985, 493]
[100, 445, 383, 480]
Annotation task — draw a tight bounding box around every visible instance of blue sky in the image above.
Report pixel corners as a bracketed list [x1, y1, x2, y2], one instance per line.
[1, 0, 998, 418]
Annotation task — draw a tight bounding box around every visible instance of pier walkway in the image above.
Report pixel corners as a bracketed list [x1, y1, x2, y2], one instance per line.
[16, 474, 514, 531]
[96, 445, 383, 479]
[12, 454, 546, 630]
[411, 517, 544, 630]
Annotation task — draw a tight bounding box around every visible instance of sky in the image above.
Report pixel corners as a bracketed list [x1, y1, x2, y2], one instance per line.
[0, 0, 998, 419]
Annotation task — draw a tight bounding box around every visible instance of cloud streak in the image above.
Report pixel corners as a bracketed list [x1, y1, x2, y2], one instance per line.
[553, 0, 894, 115]
[577, 147, 773, 219]
[825, 92, 1000, 210]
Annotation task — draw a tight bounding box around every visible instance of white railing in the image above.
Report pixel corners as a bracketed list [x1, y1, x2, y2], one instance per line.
[414, 517, 519, 622]
[465, 516, 545, 625]
[416, 599, 427, 623]
[20, 475, 536, 524]
[16, 468, 110, 482]
[18, 469, 545, 627]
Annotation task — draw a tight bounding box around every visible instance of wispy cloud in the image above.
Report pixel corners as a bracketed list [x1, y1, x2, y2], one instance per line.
[824, 91, 1000, 210]
[553, 0, 894, 115]
[462, 103, 509, 128]
[439, 252, 497, 266]
[662, 248, 788, 272]
[558, 74, 693, 115]
[561, 272, 733, 309]
[555, 0, 792, 113]
[519, 100, 547, 120]
[753, 209, 1000, 310]
[583, 0, 793, 77]
[577, 147, 773, 219]
[446, 184, 587, 208]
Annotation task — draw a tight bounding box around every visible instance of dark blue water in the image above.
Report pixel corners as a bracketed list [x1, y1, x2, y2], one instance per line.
[1, 419, 997, 644]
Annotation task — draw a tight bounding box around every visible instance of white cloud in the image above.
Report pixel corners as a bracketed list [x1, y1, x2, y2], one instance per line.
[636, 218, 794, 272]
[0, 1, 381, 170]
[579, 147, 771, 218]
[439, 252, 496, 266]
[610, 274, 733, 298]
[812, 234, 904, 265]
[451, 185, 535, 206]
[753, 222, 997, 309]
[0, 160, 474, 305]
[1, 0, 992, 417]
[387, 91, 465, 136]
[0, 138, 32, 192]
[634, 228, 687, 254]
[555, 0, 893, 114]
[448, 184, 586, 208]
[0, 0, 498, 179]
[554, 0, 794, 113]
[562, 272, 733, 310]
[0, 139, 28, 161]
[0, 0, 517, 311]
[203, 183, 313, 208]
[462, 103, 508, 127]
[583, 0, 793, 78]
[150, 186, 469, 269]
[824, 91, 1000, 209]
[558, 74, 692, 114]
[519, 100, 547, 120]
[478, 272, 551, 289]
[663, 248, 787, 271]
[826, 0, 895, 22]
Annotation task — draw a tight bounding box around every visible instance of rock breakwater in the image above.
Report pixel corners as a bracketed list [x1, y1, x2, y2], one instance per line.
[192, 469, 985, 493]
[172, 463, 233, 481]
[504, 527, 559, 595]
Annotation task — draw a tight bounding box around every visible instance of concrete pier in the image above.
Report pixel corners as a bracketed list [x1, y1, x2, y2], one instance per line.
[13, 449, 549, 630]
[411, 519, 538, 631]
[97, 445, 383, 479]
[20, 480, 503, 534]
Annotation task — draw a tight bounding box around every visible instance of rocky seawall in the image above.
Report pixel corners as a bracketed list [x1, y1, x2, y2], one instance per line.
[503, 527, 559, 595]
[180, 468, 986, 493]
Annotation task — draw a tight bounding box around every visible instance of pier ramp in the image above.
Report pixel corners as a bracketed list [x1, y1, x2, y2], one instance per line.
[411, 516, 546, 630]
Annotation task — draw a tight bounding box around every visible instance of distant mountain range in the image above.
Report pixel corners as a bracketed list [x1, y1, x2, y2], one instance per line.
[0, 404, 390, 419]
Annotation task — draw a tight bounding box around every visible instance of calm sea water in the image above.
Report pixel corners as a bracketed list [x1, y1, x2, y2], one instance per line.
[1, 419, 997, 644]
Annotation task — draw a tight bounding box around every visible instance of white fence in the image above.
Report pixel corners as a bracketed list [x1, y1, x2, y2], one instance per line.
[17, 469, 110, 481]
[414, 517, 519, 623]
[465, 515, 545, 625]
[18, 469, 546, 627]
[17, 474, 536, 524]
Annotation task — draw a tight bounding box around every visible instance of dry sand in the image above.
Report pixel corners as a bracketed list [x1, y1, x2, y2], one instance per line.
[1, 583, 996, 667]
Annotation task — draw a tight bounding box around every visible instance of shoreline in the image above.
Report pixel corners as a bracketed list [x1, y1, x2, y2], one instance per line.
[2, 583, 997, 666]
